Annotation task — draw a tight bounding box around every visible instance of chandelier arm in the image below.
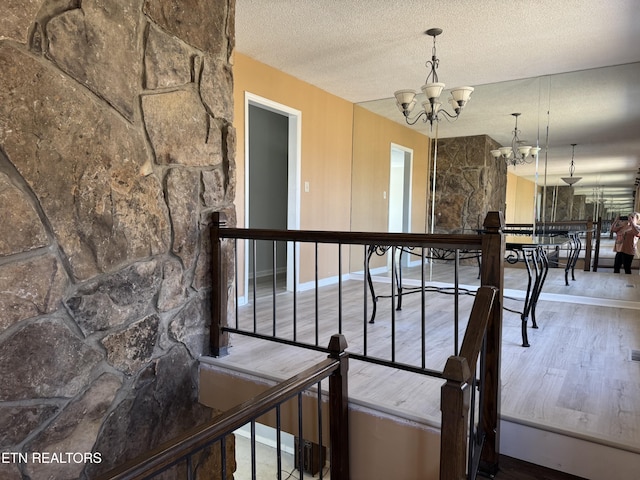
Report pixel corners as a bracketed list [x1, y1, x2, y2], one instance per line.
[437, 109, 460, 121]
[403, 111, 428, 126]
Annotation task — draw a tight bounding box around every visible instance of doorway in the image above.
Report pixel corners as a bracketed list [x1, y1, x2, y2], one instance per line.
[245, 93, 301, 301]
[388, 144, 413, 233]
[388, 144, 413, 267]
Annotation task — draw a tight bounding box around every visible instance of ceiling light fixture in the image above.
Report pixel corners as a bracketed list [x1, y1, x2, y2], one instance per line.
[394, 28, 474, 128]
[561, 143, 582, 186]
[490, 113, 540, 166]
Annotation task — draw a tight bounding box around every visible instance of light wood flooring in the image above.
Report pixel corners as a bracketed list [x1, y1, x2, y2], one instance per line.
[212, 248, 640, 458]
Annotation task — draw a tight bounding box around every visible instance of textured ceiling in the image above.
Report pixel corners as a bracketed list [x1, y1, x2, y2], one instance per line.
[236, 0, 640, 211]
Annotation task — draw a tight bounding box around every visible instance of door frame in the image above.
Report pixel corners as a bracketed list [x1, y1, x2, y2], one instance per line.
[389, 143, 414, 268]
[244, 92, 302, 301]
[388, 143, 414, 233]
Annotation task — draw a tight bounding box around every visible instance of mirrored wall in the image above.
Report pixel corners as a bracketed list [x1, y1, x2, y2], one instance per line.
[355, 62, 640, 228]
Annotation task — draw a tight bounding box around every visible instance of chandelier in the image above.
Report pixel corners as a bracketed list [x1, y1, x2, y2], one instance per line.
[393, 28, 474, 128]
[490, 113, 540, 166]
[561, 143, 581, 186]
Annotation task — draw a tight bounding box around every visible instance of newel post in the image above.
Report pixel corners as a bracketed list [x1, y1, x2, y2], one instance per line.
[479, 211, 504, 476]
[328, 334, 350, 480]
[440, 356, 472, 480]
[210, 211, 229, 357]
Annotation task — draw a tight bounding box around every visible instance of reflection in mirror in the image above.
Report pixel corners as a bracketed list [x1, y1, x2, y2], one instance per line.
[355, 63, 640, 229]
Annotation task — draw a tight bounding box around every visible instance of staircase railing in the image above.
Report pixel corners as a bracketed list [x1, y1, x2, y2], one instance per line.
[505, 218, 601, 271]
[211, 211, 506, 478]
[96, 334, 350, 480]
[441, 285, 498, 479]
[97, 211, 504, 479]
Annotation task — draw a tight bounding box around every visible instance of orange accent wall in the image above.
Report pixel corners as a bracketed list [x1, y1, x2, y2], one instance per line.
[233, 53, 432, 284]
[233, 53, 354, 283]
[351, 105, 431, 234]
[234, 53, 536, 280]
[351, 105, 432, 271]
[233, 53, 353, 233]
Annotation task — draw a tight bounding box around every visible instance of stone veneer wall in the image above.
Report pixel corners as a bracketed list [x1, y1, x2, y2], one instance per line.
[544, 185, 575, 221]
[431, 135, 506, 232]
[0, 1, 236, 479]
[573, 194, 586, 220]
[584, 201, 606, 221]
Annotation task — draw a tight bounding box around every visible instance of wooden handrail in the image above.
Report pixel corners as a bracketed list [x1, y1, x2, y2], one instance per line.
[96, 334, 349, 480]
[218, 226, 485, 249]
[440, 286, 498, 480]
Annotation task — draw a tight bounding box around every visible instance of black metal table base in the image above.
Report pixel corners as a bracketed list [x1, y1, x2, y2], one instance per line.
[365, 234, 581, 347]
[507, 246, 549, 347]
[365, 246, 480, 324]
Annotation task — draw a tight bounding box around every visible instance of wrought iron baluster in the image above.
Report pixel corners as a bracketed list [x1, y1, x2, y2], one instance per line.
[338, 243, 343, 333]
[315, 242, 319, 347]
[421, 247, 426, 369]
[276, 406, 283, 480]
[391, 246, 397, 363]
[317, 381, 324, 479]
[297, 393, 304, 479]
[234, 239, 239, 329]
[252, 239, 257, 332]
[251, 420, 257, 479]
[273, 240, 277, 336]
[293, 240, 297, 341]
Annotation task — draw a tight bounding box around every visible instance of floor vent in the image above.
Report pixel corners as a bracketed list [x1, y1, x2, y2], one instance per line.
[632, 350, 640, 362]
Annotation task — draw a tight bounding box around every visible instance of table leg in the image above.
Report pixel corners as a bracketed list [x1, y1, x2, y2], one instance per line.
[520, 248, 535, 347]
[564, 242, 572, 286]
[396, 247, 403, 311]
[569, 234, 581, 281]
[365, 245, 378, 324]
[529, 246, 549, 329]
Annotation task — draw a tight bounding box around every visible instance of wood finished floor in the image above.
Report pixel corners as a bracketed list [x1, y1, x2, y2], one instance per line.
[214, 251, 640, 460]
[495, 455, 587, 480]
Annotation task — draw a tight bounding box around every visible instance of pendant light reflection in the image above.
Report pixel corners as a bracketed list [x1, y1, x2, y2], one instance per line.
[561, 143, 582, 186]
[490, 113, 540, 167]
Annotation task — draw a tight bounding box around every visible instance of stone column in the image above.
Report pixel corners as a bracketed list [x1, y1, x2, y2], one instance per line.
[0, 1, 236, 479]
[573, 194, 586, 220]
[430, 135, 507, 233]
[544, 185, 575, 222]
